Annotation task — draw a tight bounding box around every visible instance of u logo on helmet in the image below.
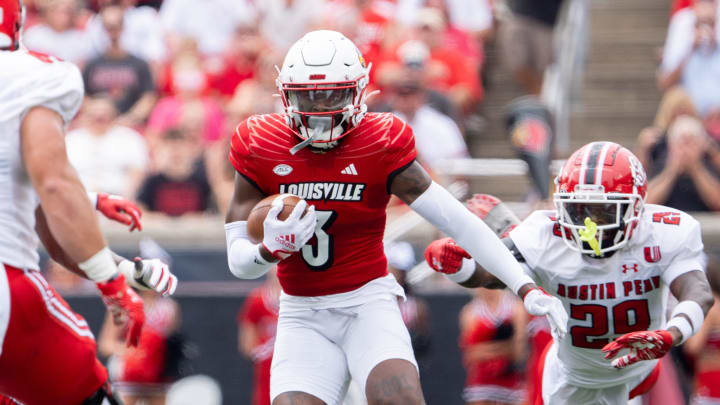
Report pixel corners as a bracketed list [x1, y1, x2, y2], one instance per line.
[628, 155, 646, 187]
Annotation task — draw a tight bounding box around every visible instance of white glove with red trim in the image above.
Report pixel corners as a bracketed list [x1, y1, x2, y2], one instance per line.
[118, 258, 178, 296]
[523, 288, 568, 340]
[262, 196, 317, 260]
[602, 330, 673, 369]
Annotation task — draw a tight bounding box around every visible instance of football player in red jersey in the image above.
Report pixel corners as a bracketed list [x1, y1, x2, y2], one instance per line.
[425, 142, 715, 404]
[0, 1, 177, 403]
[224, 30, 568, 405]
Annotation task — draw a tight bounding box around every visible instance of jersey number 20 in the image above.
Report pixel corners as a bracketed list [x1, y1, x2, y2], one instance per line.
[301, 210, 337, 271]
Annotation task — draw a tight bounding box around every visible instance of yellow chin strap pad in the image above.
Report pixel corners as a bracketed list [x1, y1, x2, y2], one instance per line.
[578, 217, 602, 256]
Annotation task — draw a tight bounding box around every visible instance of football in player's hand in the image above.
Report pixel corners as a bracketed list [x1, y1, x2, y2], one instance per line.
[247, 194, 306, 243]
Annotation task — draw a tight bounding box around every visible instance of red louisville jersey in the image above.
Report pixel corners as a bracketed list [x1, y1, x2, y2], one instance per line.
[229, 113, 417, 296]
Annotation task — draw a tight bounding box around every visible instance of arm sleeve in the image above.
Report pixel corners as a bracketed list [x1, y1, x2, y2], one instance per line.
[225, 221, 275, 279]
[662, 216, 706, 285]
[410, 182, 535, 295]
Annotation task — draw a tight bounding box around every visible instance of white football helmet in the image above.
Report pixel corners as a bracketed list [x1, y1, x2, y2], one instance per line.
[277, 30, 371, 153]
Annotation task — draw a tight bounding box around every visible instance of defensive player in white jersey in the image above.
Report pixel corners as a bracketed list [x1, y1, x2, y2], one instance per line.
[0, 1, 176, 404]
[425, 141, 715, 405]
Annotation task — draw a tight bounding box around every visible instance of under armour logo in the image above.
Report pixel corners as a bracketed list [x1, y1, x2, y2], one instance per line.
[622, 264, 639, 273]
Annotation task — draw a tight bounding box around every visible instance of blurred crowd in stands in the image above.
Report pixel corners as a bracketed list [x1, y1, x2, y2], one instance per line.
[27, 1, 720, 404]
[19, 0, 566, 217]
[640, 0, 720, 213]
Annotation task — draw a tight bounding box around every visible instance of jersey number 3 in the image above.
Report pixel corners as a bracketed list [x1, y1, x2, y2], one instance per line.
[570, 300, 651, 349]
[301, 210, 337, 271]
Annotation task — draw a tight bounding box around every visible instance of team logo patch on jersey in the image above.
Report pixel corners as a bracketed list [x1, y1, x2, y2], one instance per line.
[273, 164, 293, 176]
[279, 182, 366, 202]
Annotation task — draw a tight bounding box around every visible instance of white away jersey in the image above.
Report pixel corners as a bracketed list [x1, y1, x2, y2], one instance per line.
[509, 204, 704, 388]
[0, 50, 84, 270]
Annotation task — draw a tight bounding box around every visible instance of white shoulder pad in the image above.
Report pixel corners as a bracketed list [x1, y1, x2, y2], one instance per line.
[642, 205, 705, 284]
[0, 51, 84, 125]
[509, 210, 556, 270]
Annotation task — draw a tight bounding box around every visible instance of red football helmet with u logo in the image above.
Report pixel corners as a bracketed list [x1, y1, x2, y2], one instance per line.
[554, 141, 648, 256]
[0, 0, 24, 51]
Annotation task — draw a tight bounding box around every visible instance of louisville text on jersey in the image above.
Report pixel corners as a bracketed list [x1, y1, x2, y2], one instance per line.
[556, 276, 661, 301]
[278, 182, 367, 202]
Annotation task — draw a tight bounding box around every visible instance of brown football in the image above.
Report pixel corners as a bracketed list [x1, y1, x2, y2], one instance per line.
[247, 194, 305, 243]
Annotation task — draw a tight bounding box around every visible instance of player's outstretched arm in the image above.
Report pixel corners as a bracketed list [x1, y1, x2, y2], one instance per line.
[424, 194, 521, 289]
[23, 106, 145, 346]
[425, 237, 512, 289]
[391, 163, 568, 338]
[603, 270, 714, 368]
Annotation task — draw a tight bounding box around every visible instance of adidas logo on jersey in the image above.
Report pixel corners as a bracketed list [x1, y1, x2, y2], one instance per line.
[341, 164, 358, 175]
[279, 182, 366, 202]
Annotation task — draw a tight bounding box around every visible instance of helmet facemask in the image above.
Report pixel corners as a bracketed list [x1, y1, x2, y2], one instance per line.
[554, 185, 644, 257]
[277, 30, 375, 154]
[282, 81, 364, 154]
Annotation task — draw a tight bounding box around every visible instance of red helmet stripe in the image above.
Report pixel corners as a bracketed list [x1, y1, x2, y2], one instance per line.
[583, 142, 605, 185]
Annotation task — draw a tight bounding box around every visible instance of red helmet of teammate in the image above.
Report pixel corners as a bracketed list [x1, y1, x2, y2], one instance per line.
[0, 0, 25, 51]
[554, 141, 647, 257]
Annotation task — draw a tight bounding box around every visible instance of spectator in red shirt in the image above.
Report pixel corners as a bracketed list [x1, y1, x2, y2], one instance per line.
[238, 270, 281, 405]
[414, 7, 482, 112]
[207, 24, 268, 99]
